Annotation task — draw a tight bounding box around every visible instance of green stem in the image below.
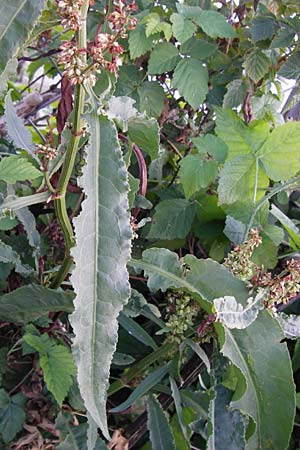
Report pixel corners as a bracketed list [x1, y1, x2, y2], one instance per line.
[51, 1, 89, 288]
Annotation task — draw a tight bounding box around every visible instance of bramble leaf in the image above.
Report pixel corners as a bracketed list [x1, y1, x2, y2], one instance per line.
[0, 155, 42, 184]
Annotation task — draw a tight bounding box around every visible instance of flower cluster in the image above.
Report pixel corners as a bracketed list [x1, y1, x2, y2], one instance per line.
[253, 259, 300, 307]
[36, 143, 57, 161]
[224, 229, 262, 281]
[165, 292, 199, 344]
[108, 0, 138, 36]
[57, 41, 96, 85]
[55, 0, 85, 30]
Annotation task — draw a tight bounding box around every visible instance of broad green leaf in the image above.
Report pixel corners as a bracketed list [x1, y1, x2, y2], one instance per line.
[251, 16, 278, 43]
[147, 394, 175, 450]
[0, 390, 26, 443]
[148, 199, 197, 240]
[271, 27, 295, 48]
[0, 239, 32, 276]
[0, 284, 74, 323]
[192, 134, 228, 163]
[138, 81, 165, 119]
[219, 311, 295, 449]
[258, 122, 300, 180]
[114, 65, 144, 100]
[5, 91, 36, 159]
[0, 0, 46, 71]
[172, 58, 208, 109]
[213, 291, 264, 329]
[129, 249, 249, 313]
[128, 116, 159, 159]
[278, 51, 300, 80]
[276, 313, 300, 340]
[176, 3, 202, 19]
[118, 312, 158, 350]
[145, 13, 161, 36]
[224, 215, 246, 245]
[195, 10, 236, 38]
[0, 155, 42, 184]
[170, 14, 196, 43]
[218, 155, 269, 205]
[70, 114, 131, 440]
[111, 364, 170, 413]
[223, 79, 247, 109]
[251, 231, 279, 269]
[243, 49, 270, 84]
[128, 24, 153, 59]
[207, 384, 245, 450]
[148, 42, 179, 74]
[179, 156, 218, 199]
[180, 37, 217, 60]
[23, 333, 76, 406]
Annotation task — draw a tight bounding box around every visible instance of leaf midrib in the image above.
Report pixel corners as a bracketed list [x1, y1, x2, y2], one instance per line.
[0, 1, 27, 40]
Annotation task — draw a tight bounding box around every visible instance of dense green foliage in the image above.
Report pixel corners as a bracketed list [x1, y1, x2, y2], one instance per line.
[0, 0, 300, 449]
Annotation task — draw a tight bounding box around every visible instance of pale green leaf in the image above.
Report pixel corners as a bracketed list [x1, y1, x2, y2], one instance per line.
[70, 114, 131, 440]
[0, 239, 32, 276]
[147, 394, 175, 450]
[214, 291, 264, 329]
[0, 284, 74, 324]
[128, 24, 153, 59]
[5, 91, 36, 158]
[218, 155, 269, 205]
[276, 313, 300, 340]
[148, 199, 196, 240]
[0, 155, 42, 184]
[111, 364, 170, 413]
[219, 311, 295, 449]
[145, 13, 161, 36]
[195, 10, 236, 38]
[243, 49, 270, 84]
[223, 79, 247, 109]
[192, 134, 228, 163]
[170, 377, 189, 442]
[23, 334, 76, 406]
[148, 42, 179, 74]
[170, 14, 196, 43]
[0, 59, 17, 97]
[258, 122, 300, 180]
[128, 116, 159, 159]
[0, 0, 46, 71]
[172, 58, 208, 109]
[179, 156, 218, 199]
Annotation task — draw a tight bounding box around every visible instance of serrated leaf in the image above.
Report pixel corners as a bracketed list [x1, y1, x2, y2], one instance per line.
[170, 13, 196, 43]
[23, 333, 76, 406]
[192, 134, 228, 163]
[195, 10, 236, 38]
[172, 58, 208, 109]
[223, 79, 247, 109]
[217, 155, 269, 205]
[251, 15, 278, 43]
[0, 155, 42, 184]
[214, 291, 264, 329]
[138, 81, 164, 118]
[111, 364, 170, 413]
[179, 156, 218, 199]
[0, 239, 32, 276]
[180, 37, 217, 60]
[147, 394, 175, 450]
[258, 122, 300, 180]
[276, 313, 300, 339]
[218, 311, 295, 449]
[70, 114, 131, 440]
[148, 199, 196, 240]
[148, 42, 179, 74]
[4, 91, 36, 158]
[0, 284, 74, 323]
[0, 0, 46, 71]
[243, 50, 270, 84]
[128, 24, 153, 59]
[0, 390, 26, 443]
[128, 116, 159, 159]
[145, 13, 161, 36]
[278, 51, 300, 79]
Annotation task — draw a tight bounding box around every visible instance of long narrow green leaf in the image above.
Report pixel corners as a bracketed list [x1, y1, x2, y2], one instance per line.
[147, 394, 175, 450]
[0, 0, 46, 72]
[70, 114, 131, 441]
[118, 312, 158, 350]
[111, 364, 170, 413]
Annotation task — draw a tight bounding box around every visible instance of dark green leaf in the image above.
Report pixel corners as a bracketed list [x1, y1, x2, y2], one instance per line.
[170, 14, 196, 43]
[128, 24, 153, 59]
[251, 16, 278, 43]
[0, 390, 26, 443]
[148, 42, 179, 74]
[195, 11, 236, 38]
[278, 51, 300, 80]
[243, 50, 270, 84]
[172, 58, 208, 109]
[147, 394, 175, 450]
[128, 116, 159, 159]
[180, 38, 217, 60]
[118, 312, 158, 350]
[138, 81, 165, 118]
